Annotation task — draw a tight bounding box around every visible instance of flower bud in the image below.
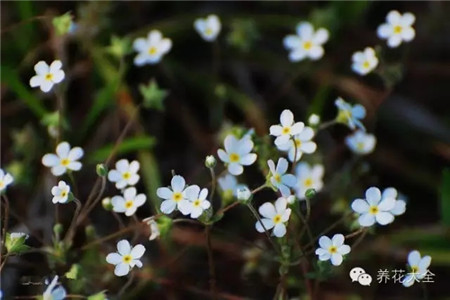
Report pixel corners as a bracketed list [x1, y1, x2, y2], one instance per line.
[237, 186, 252, 203]
[308, 114, 321, 126]
[53, 223, 64, 235]
[205, 155, 216, 168]
[96, 164, 108, 177]
[305, 188, 316, 199]
[102, 197, 113, 211]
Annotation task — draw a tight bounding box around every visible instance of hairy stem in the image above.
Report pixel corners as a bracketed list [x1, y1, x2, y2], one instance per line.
[205, 225, 217, 300]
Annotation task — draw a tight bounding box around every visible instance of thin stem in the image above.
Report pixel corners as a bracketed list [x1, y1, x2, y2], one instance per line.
[304, 212, 353, 249]
[247, 203, 280, 254]
[81, 223, 144, 250]
[68, 172, 78, 197]
[209, 167, 216, 206]
[0, 253, 10, 272]
[205, 225, 217, 300]
[251, 184, 267, 195]
[344, 227, 365, 239]
[63, 198, 82, 244]
[351, 228, 368, 249]
[215, 201, 239, 215]
[317, 120, 337, 132]
[291, 136, 298, 173]
[1, 195, 10, 248]
[118, 272, 135, 298]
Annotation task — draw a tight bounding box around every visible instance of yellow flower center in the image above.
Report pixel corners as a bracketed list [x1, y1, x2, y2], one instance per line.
[356, 142, 365, 150]
[274, 173, 282, 183]
[61, 191, 67, 197]
[393, 25, 402, 34]
[125, 200, 134, 209]
[303, 41, 312, 50]
[304, 178, 313, 187]
[363, 61, 370, 69]
[295, 139, 302, 148]
[148, 46, 158, 55]
[411, 265, 418, 273]
[229, 153, 240, 163]
[0, 181, 4, 188]
[122, 172, 131, 180]
[193, 199, 201, 207]
[173, 192, 183, 202]
[282, 127, 291, 134]
[273, 214, 282, 224]
[122, 255, 132, 264]
[329, 246, 337, 254]
[369, 205, 379, 215]
[336, 110, 352, 123]
[61, 158, 70, 166]
[205, 28, 213, 36]
[45, 73, 53, 81]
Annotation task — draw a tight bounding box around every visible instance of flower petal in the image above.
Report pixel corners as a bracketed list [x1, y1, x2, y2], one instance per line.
[280, 109, 294, 127]
[114, 263, 130, 277]
[365, 187, 381, 205]
[131, 244, 146, 259]
[56, 142, 70, 158]
[160, 199, 176, 214]
[332, 234, 345, 247]
[171, 175, 185, 192]
[117, 240, 131, 255]
[273, 224, 287, 237]
[34, 61, 49, 75]
[318, 236, 332, 249]
[42, 154, 59, 167]
[351, 199, 369, 214]
[228, 163, 243, 175]
[255, 219, 274, 232]
[358, 213, 375, 227]
[330, 253, 343, 266]
[408, 250, 421, 266]
[106, 253, 122, 265]
[240, 153, 257, 166]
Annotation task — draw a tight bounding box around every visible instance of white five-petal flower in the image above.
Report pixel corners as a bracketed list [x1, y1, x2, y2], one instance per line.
[352, 47, 379, 75]
[42, 142, 84, 176]
[133, 30, 172, 66]
[377, 11, 415, 48]
[283, 22, 329, 62]
[315, 234, 351, 266]
[267, 158, 297, 196]
[30, 60, 65, 93]
[43, 276, 66, 300]
[0, 169, 14, 192]
[345, 130, 376, 155]
[185, 186, 211, 219]
[106, 240, 146, 277]
[194, 15, 221, 42]
[51, 181, 71, 204]
[270, 109, 305, 147]
[107, 159, 140, 189]
[277, 126, 317, 162]
[255, 197, 291, 238]
[111, 187, 146, 216]
[351, 187, 396, 227]
[335, 98, 366, 131]
[382, 187, 406, 216]
[156, 175, 198, 215]
[217, 135, 257, 176]
[402, 250, 431, 287]
[295, 162, 324, 200]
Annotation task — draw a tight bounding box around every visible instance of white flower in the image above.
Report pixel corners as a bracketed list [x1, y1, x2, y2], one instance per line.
[111, 187, 146, 216]
[51, 181, 71, 204]
[133, 30, 172, 66]
[255, 197, 291, 238]
[185, 186, 211, 219]
[107, 159, 140, 189]
[382, 187, 406, 216]
[277, 126, 317, 162]
[29, 60, 65, 93]
[217, 135, 257, 175]
[402, 250, 431, 287]
[0, 169, 14, 192]
[377, 11, 415, 48]
[10, 232, 29, 240]
[295, 162, 324, 200]
[335, 98, 366, 131]
[279, 194, 296, 205]
[43, 276, 66, 300]
[106, 240, 145, 277]
[156, 175, 197, 215]
[315, 234, 351, 266]
[218, 174, 247, 199]
[194, 15, 221, 42]
[351, 187, 396, 227]
[42, 142, 84, 176]
[146, 219, 160, 241]
[308, 114, 320, 126]
[345, 130, 376, 155]
[267, 158, 296, 196]
[352, 47, 379, 75]
[270, 109, 305, 147]
[236, 186, 252, 202]
[283, 22, 329, 62]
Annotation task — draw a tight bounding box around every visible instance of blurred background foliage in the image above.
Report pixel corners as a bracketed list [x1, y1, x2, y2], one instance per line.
[1, 1, 450, 299]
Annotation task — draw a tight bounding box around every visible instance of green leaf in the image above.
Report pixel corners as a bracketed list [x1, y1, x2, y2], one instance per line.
[88, 136, 156, 163]
[441, 168, 450, 226]
[5, 233, 30, 254]
[139, 79, 168, 111]
[106, 35, 131, 58]
[65, 264, 81, 280]
[87, 291, 108, 300]
[52, 12, 73, 36]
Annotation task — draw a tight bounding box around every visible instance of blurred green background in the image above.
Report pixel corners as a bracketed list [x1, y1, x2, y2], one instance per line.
[1, 1, 450, 299]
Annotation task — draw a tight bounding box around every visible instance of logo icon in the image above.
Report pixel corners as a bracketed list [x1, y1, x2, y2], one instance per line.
[349, 267, 372, 286]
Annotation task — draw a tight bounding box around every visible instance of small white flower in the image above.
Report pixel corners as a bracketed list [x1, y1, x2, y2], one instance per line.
[255, 197, 291, 238]
[283, 22, 329, 62]
[10, 232, 29, 240]
[218, 174, 247, 199]
[270, 109, 305, 147]
[351, 187, 395, 227]
[377, 11, 415, 48]
[51, 181, 71, 204]
[295, 162, 324, 200]
[194, 14, 221, 42]
[352, 47, 379, 75]
[107, 159, 140, 189]
[236, 186, 252, 202]
[42, 142, 84, 176]
[106, 240, 145, 277]
[0, 169, 14, 192]
[315, 234, 351, 266]
[185, 186, 211, 219]
[217, 135, 257, 175]
[30, 60, 65, 93]
[43, 276, 66, 300]
[111, 187, 146, 216]
[147, 219, 160, 241]
[157, 175, 197, 215]
[133, 30, 172, 66]
[382, 187, 406, 216]
[308, 114, 320, 126]
[335, 98, 366, 131]
[277, 126, 317, 162]
[267, 158, 297, 196]
[402, 250, 431, 287]
[345, 130, 376, 155]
